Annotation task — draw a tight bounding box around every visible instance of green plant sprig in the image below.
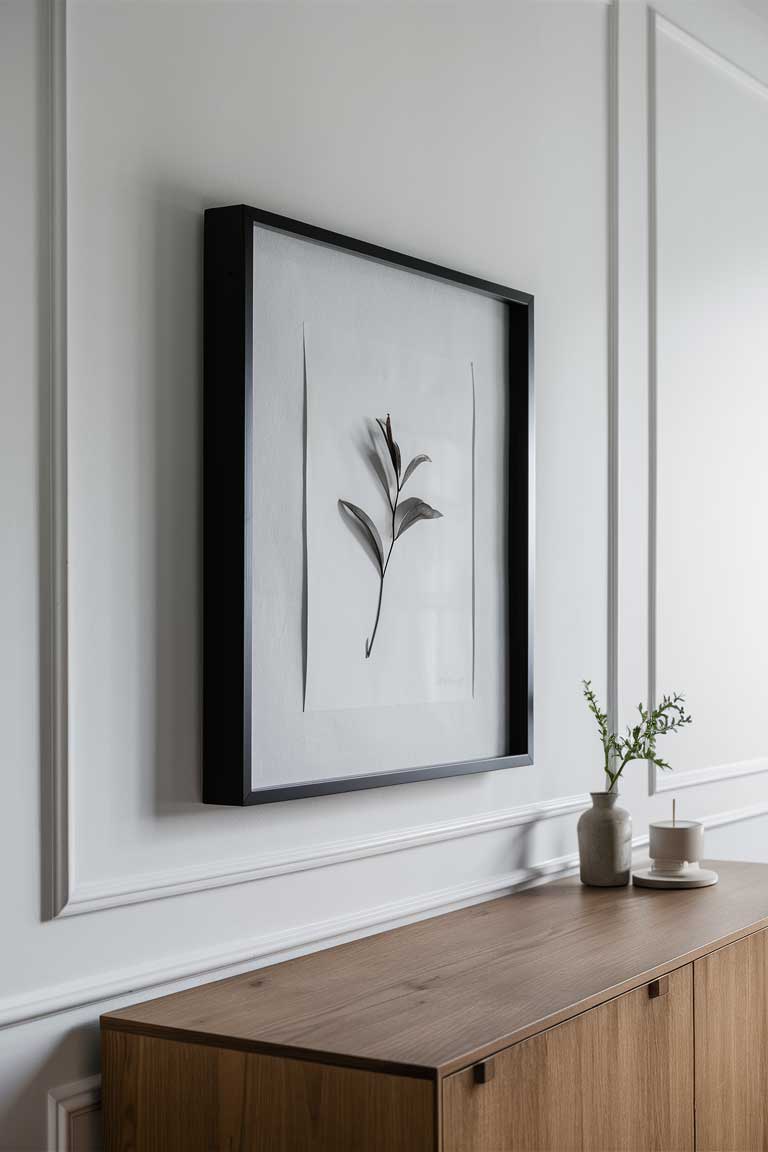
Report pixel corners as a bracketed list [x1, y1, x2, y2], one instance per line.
[582, 680, 692, 791]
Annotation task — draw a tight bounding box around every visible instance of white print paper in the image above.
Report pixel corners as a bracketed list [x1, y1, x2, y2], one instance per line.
[305, 325, 474, 711]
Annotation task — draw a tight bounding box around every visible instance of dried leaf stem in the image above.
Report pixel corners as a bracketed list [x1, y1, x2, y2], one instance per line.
[339, 414, 442, 659]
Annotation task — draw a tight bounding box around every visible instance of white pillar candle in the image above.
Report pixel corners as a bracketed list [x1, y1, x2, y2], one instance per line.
[634, 811, 717, 888]
[649, 819, 703, 874]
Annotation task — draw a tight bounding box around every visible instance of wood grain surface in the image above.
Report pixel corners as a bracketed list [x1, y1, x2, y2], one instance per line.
[694, 925, 768, 1151]
[102, 1030, 436, 1152]
[443, 965, 693, 1151]
[102, 860, 768, 1076]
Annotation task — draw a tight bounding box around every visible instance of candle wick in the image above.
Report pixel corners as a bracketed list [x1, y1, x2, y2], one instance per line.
[673, 798, 676, 827]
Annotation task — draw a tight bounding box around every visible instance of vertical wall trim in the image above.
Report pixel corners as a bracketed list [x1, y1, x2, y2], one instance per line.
[47, 1076, 101, 1152]
[645, 10, 768, 797]
[646, 6, 659, 796]
[50, 0, 71, 916]
[606, 0, 620, 756]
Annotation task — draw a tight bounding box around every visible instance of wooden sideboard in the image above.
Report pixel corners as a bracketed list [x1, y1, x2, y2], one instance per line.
[102, 859, 768, 1151]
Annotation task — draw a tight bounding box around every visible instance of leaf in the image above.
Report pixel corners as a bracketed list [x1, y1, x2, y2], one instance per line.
[395, 496, 424, 523]
[377, 415, 401, 479]
[395, 498, 443, 539]
[338, 500, 384, 572]
[386, 415, 402, 478]
[370, 422, 396, 504]
[401, 453, 431, 489]
[366, 446, 394, 508]
[374, 419, 396, 480]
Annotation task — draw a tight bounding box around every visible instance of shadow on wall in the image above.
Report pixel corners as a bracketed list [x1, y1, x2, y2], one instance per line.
[505, 811, 572, 885]
[42, 166, 530, 840]
[149, 183, 205, 817]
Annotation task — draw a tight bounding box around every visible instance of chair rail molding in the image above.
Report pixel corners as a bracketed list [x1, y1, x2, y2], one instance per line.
[646, 8, 768, 798]
[6, 798, 768, 1034]
[5, 844, 584, 1031]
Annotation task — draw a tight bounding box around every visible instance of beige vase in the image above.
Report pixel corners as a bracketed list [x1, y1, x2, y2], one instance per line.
[577, 791, 632, 887]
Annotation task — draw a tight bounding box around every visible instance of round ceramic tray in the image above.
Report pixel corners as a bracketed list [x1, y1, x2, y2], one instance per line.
[632, 866, 719, 889]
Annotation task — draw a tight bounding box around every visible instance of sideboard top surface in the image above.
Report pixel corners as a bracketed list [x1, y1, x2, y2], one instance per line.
[101, 859, 768, 1077]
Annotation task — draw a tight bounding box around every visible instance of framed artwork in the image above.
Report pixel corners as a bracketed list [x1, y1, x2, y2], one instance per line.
[203, 205, 533, 805]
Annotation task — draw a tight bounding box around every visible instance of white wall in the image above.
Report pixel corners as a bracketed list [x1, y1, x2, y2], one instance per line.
[1, 1, 767, 1148]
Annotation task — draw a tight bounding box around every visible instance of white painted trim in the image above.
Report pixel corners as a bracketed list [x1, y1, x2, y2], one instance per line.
[47, 1076, 101, 1152]
[46, 0, 589, 921]
[59, 793, 590, 916]
[606, 0, 620, 747]
[702, 801, 768, 831]
[10, 800, 768, 1034]
[647, 4, 659, 797]
[49, 0, 71, 918]
[51, 0, 621, 922]
[5, 848, 583, 1031]
[44, 0, 761, 932]
[657, 758, 768, 793]
[657, 12, 768, 102]
[646, 9, 768, 798]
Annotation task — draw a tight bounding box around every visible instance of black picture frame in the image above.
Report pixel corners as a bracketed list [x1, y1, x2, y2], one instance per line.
[203, 204, 533, 805]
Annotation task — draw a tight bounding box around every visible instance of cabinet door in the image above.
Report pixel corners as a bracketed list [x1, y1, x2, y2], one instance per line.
[695, 928, 768, 1151]
[442, 966, 693, 1152]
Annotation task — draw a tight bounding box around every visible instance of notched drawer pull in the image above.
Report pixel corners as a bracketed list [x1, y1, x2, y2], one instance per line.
[648, 976, 669, 999]
[473, 1058, 496, 1085]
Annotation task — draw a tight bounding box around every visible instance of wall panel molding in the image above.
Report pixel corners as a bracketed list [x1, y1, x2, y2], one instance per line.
[646, 8, 768, 797]
[646, 3, 659, 797]
[46, 0, 604, 921]
[606, 0, 620, 742]
[47, 1076, 101, 1152]
[48, 0, 72, 919]
[60, 793, 590, 916]
[656, 758, 768, 794]
[50, 0, 763, 928]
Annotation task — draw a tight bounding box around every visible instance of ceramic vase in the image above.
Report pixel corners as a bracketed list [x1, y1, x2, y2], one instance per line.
[577, 791, 631, 887]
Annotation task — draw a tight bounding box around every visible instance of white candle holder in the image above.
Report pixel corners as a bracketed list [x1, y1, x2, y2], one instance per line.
[633, 817, 718, 889]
